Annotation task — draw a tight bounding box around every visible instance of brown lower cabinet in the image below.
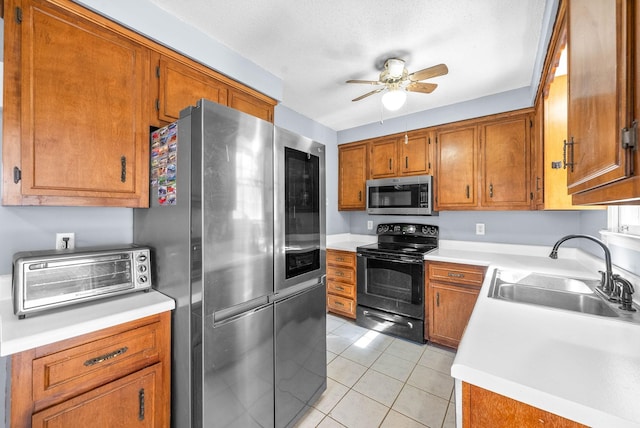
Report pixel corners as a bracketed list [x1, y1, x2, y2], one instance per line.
[326, 249, 357, 319]
[426, 262, 486, 348]
[11, 312, 171, 427]
[462, 382, 587, 427]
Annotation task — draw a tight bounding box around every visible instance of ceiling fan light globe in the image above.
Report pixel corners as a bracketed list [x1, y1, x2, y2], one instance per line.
[382, 89, 406, 111]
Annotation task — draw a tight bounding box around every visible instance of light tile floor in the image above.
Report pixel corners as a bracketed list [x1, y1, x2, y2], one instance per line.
[295, 314, 457, 428]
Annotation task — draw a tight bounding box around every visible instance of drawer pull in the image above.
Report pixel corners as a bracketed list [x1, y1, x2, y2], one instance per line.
[335, 271, 345, 277]
[447, 272, 465, 278]
[139, 388, 145, 421]
[336, 257, 344, 262]
[334, 301, 344, 306]
[84, 346, 128, 367]
[334, 286, 344, 291]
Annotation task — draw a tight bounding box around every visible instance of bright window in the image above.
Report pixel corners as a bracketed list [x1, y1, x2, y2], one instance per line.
[608, 206, 640, 235]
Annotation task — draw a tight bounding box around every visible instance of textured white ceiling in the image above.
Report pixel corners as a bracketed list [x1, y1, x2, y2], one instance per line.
[146, 0, 548, 131]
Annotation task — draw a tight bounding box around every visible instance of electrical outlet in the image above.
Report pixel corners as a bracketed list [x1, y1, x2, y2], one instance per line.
[475, 223, 485, 236]
[367, 221, 373, 230]
[56, 232, 75, 249]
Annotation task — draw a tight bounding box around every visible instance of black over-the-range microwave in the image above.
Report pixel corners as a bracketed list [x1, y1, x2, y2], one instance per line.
[366, 175, 436, 215]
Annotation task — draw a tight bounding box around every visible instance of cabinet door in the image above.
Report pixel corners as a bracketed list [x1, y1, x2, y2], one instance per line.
[435, 126, 478, 209]
[3, 0, 150, 207]
[462, 383, 588, 428]
[399, 133, 431, 176]
[32, 363, 162, 427]
[156, 56, 228, 122]
[338, 142, 369, 210]
[370, 138, 398, 178]
[481, 116, 531, 209]
[567, 0, 633, 194]
[228, 88, 274, 122]
[428, 282, 479, 349]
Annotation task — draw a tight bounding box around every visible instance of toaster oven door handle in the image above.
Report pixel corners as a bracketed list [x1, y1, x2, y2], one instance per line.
[28, 254, 126, 270]
[84, 346, 129, 366]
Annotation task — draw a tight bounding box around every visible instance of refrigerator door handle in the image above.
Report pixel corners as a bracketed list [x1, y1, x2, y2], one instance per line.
[271, 280, 324, 303]
[213, 295, 271, 325]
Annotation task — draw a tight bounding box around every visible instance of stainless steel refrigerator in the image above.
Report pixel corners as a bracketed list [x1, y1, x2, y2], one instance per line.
[133, 99, 326, 428]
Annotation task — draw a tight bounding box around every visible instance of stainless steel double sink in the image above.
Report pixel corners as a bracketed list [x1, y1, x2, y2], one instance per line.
[488, 269, 640, 322]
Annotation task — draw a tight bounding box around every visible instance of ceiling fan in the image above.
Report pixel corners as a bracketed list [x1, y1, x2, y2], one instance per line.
[346, 58, 448, 110]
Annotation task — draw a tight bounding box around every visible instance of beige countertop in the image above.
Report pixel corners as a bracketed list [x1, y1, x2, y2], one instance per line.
[0, 274, 175, 356]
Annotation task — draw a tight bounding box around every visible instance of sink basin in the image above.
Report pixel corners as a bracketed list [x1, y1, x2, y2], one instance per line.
[489, 270, 619, 317]
[495, 271, 595, 293]
[493, 283, 619, 317]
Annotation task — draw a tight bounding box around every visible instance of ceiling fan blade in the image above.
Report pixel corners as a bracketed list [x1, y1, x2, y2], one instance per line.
[352, 88, 385, 102]
[406, 82, 438, 94]
[346, 79, 383, 85]
[409, 63, 449, 81]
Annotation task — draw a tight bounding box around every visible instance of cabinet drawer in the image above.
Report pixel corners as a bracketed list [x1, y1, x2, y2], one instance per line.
[327, 294, 356, 318]
[327, 250, 356, 268]
[327, 265, 356, 284]
[32, 319, 163, 407]
[428, 262, 486, 287]
[327, 281, 355, 299]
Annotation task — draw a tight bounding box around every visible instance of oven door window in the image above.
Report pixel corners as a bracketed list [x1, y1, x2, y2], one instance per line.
[368, 184, 427, 209]
[359, 256, 424, 319]
[284, 147, 320, 279]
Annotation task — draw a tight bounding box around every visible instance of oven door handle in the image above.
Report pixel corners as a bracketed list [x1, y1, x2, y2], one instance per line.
[357, 253, 423, 264]
[362, 310, 414, 330]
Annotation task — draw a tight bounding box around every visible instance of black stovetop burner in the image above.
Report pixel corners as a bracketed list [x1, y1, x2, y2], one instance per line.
[357, 223, 439, 258]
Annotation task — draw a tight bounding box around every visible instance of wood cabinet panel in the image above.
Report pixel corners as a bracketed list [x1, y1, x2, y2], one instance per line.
[32, 363, 162, 428]
[370, 138, 399, 178]
[481, 116, 531, 208]
[227, 88, 274, 122]
[156, 56, 228, 123]
[11, 312, 171, 427]
[435, 126, 478, 209]
[567, 0, 633, 194]
[399, 132, 431, 176]
[326, 250, 357, 319]
[462, 382, 587, 428]
[426, 262, 485, 348]
[338, 142, 369, 210]
[2, 0, 150, 207]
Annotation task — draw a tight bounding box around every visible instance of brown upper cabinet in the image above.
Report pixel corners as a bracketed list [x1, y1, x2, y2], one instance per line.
[435, 111, 533, 210]
[338, 141, 369, 210]
[154, 54, 229, 125]
[2, 0, 276, 207]
[370, 132, 432, 179]
[152, 54, 274, 126]
[566, 0, 639, 203]
[2, 0, 151, 207]
[435, 125, 478, 209]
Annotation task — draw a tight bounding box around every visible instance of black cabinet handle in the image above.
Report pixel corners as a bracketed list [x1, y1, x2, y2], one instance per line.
[138, 388, 145, 421]
[563, 138, 575, 172]
[465, 185, 470, 199]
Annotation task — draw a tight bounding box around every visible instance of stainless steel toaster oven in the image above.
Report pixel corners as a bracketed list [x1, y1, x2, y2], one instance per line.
[12, 245, 152, 318]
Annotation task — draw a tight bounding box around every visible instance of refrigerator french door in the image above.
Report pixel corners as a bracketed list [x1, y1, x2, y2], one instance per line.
[274, 127, 326, 427]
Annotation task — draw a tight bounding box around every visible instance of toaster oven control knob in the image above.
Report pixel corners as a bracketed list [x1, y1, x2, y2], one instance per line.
[137, 253, 148, 262]
[138, 264, 148, 273]
[139, 275, 148, 283]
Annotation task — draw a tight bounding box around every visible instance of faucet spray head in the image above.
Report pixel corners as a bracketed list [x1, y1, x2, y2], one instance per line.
[549, 250, 558, 259]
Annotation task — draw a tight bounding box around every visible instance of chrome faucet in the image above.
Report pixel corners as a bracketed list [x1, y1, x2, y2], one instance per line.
[549, 234, 616, 298]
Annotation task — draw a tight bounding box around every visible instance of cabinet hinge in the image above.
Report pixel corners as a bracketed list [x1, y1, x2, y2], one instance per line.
[15, 7, 22, 23]
[13, 167, 21, 183]
[621, 121, 638, 150]
[156, 65, 160, 78]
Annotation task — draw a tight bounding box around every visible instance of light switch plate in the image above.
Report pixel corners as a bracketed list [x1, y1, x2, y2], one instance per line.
[476, 223, 485, 235]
